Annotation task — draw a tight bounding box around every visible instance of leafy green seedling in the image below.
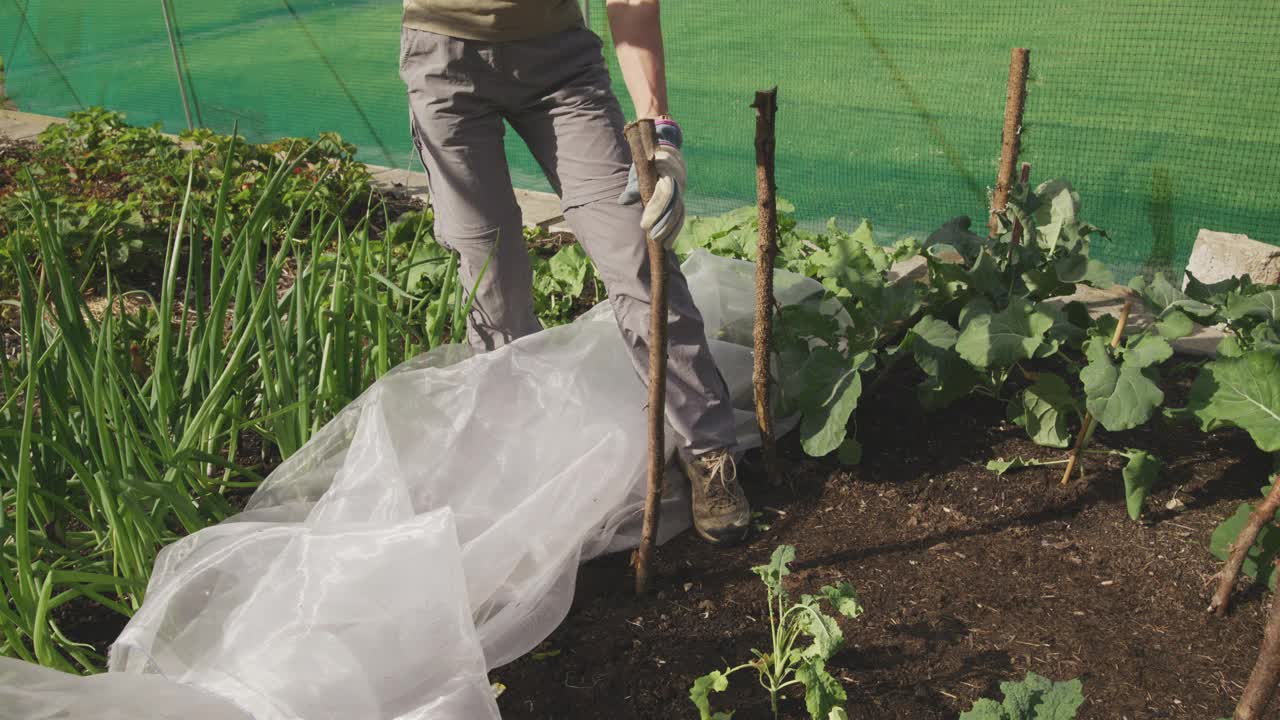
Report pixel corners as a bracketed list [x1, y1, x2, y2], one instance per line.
[689, 545, 863, 720]
[959, 672, 1084, 720]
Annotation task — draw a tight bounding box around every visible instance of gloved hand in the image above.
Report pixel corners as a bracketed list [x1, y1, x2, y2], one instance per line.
[618, 118, 686, 248]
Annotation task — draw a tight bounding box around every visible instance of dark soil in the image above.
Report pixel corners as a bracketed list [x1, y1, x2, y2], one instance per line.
[527, 229, 577, 255]
[494, 370, 1272, 720]
[0, 135, 34, 200]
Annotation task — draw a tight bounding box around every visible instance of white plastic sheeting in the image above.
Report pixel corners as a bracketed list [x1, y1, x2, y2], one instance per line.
[0, 251, 824, 720]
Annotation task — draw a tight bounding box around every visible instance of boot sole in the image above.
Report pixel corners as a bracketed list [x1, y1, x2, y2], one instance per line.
[693, 522, 750, 547]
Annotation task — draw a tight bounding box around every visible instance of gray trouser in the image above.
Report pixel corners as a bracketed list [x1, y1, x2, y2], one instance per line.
[399, 25, 736, 457]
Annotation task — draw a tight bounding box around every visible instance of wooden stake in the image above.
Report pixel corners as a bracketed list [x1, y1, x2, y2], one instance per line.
[989, 48, 1030, 238]
[625, 118, 666, 596]
[1211, 477, 1280, 616]
[1234, 563, 1280, 719]
[1060, 299, 1131, 486]
[752, 87, 780, 486]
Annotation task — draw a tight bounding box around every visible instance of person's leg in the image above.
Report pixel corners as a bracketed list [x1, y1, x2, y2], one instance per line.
[400, 27, 541, 351]
[501, 28, 737, 459]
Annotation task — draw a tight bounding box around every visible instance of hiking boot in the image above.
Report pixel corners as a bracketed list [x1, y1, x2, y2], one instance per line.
[678, 449, 750, 546]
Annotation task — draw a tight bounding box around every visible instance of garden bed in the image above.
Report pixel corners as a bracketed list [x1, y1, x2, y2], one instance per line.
[4, 112, 1277, 719]
[494, 371, 1269, 720]
[30, 364, 1268, 718]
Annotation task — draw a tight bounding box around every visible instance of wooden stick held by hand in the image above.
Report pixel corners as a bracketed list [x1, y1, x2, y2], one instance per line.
[624, 118, 667, 596]
[627, 119, 659, 204]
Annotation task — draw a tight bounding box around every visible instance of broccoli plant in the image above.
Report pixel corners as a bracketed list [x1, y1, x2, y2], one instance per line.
[988, 289, 1237, 522]
[680, 206, 922, 463]
[1066, 318, 1171, 518]
[771, 219, 922, 463]
[689, 545, 863, 720]
[959, 672, 1084, 720]
[1132, 269, 1280, 355]
[531, 243, 598, 327]
[1189, 346, 1280, 614]
[904, 178, 1108, 420]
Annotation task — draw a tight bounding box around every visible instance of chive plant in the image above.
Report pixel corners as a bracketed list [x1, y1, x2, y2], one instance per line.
[0, 139, 472, 672]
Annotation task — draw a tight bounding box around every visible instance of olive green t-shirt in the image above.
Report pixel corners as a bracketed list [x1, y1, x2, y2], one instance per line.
[403, 0, 584, 41]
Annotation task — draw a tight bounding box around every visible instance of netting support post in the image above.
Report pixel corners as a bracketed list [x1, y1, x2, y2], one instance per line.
[752, 87, 780, 487]
[160, 0, 195, 131]
[625, 118, 665, 596]
[1234, 565, 1280, 719]
[989, 47, 1030, 237]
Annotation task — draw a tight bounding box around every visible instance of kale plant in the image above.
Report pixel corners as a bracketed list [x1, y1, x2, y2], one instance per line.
[959, 672, 1084, 720]
[689, 545, 863, 720]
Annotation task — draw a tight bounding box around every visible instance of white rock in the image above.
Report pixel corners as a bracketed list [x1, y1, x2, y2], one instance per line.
[1184, 229, 1280, 288]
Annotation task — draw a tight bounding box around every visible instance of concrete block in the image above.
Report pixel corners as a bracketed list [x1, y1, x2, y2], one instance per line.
[367, 164, 428, 198]
[887, 255, 927, 285]
[1169, 328, 1225, 357]
[1042, 283, 1225, 356]
[1184, 229, 1280, 288]
[887, 240, 962, 287]
[1044, 284, 1154, 331]
[0, 109, 63, 141]
[514, 188, 564, 229]
[366, 165, 566, 231]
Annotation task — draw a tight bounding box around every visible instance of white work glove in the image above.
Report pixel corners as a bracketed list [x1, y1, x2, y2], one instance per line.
[618, 118, 686, 248]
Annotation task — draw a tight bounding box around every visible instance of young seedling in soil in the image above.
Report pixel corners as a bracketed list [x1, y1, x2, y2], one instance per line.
[987, 443, 1160, 522]
[624, 118, 666, 596]
[689, 545, 863, 720]
[959, 672, 1084, 720]
[752, 86, 780, 486]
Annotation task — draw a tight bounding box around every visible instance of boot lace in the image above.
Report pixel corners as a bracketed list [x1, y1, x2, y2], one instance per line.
[700, 451, 739, 510]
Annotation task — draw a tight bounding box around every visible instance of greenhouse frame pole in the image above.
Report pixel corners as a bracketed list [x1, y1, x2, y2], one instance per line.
[160, 0, 195, 130]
